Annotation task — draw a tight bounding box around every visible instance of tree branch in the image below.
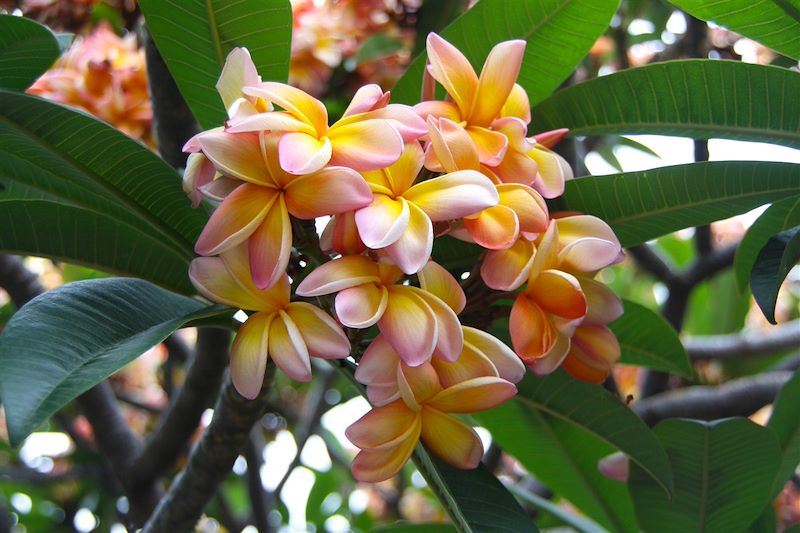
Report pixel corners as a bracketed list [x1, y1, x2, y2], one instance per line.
[245, 429, 275, 533]
[633, 371, 793, 426]
[0, 254, 44, 307]
[141, 373, 273, 533]
[685, 319, 800, 360]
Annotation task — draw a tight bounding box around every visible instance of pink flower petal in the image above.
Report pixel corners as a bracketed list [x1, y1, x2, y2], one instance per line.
[420, 407, 483, 469]
[194, 130, 272, 186]
[278, 132, 332, 175]
[284, 166, 372, 219]
[464, 204, 519, 250]
[243, 81, 328, 134]
[248, 194, 292, 290]
[413, 99, 462, 123]
[216, 47, 260, 113]
[268, 311, 312, 382]
[355, 194, 410, 249]
[356, 335, 400, 387]
[480, 237, 536, 291]
[343, 84, 386, 116]
[410, 287, 464, 363]
[286, 302, 350, 359]
[295, 255, 380, 297]
[335, 283, 389, 328]
[405, 170, 498, 222]
[366, 104, 428, 142]
[384, 202, 434, 274]
[469, 39, 526, 126]
[328, 118, 404, 171]
[379, 287, 438, 367]
[580, 277, 624, 325]
[463, 326, 525, 384]
[418, 261, 466, 314]
[426, 117, 479, 173]
[425, 33, 478, 117]
[230, 311, 274, 399]
[226, 111, 316, 136]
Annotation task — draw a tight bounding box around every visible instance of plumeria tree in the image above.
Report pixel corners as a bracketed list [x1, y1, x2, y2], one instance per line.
[0, 0, 799, 532]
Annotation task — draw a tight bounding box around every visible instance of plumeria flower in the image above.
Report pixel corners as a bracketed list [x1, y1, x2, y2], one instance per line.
[186, 130, 373, 289]
[508, 216, 624, 376]
[354, 141, 499, 273]
[346, 362, 517, 482]
[319, 211, 367, 256]
[295, 256, 463, 366]
[425, 116, 549, 250]
[226, 81, 426, 175]
[561, 324, 621, 384]
[189, 246, 350, 398]
[215, 47, 273, 122]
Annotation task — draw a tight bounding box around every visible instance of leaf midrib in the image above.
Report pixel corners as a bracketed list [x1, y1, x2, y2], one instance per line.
[557, 122, 800, 145]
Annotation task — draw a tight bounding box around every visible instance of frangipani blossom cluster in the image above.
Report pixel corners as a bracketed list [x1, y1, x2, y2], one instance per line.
[185, 34, 624, 483]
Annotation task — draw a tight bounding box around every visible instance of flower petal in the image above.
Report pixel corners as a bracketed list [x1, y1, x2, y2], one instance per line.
[420, 407, 483, 469]
[248, 194, 292, 290]
[230, 311, 273, 399]
[268, 311, 312, 381]
[488, 148, 538, 186]
[398, 362, 442, 410]
[560, 238, 624, 274]
[225, 111, 317, 136]
[426, 33, 478, 117]
[285, 166, 373, 219]
[277, 132, 332, 175]
[529, 145, 572, 198]
[189, 256, 262, 310]
[528, 332, 571, 376]
[194, 130, 272, 185]
[320, 212, 366, 256]
[216, 47, 260, 112]
[351, 443, 418, 483]
[418, 261, 466, 314]
[295, 255, 380, 297]
[529, 269, 587, 320]
[183, 153, 216, 207]
[532, 128, 569, 149]
[428, 376, 516, 413]
[432, 342, 499, 387]
[405, 170, 498, 221]
[346, 399, 421, 449]
[199, 176, 239, 201]
[384, 202, 434, 274]
[355, 194, 410, 249]
[467, 126, 508, 166]
[497, 184, 549, 234]
[286, 302, 350, 359]
[335, 283, 388, 328]
[480, 237, 535, 291]
[413, 99, 462, 123]
[221, 245, 290, 310]
[366, 104, 428, 142]
[328, 118, 404, 171]
[509, 294, 562, 364]
[195, 184, 277, 256]
[501, 83, 531, 123]
[463, 326, 525, 384]
[379, 287, 438, 367]
[464, 204, 519, 250]
[243, 82, 328, 134]
[580, 277, 624, 325]
[410, 287, 464, 363]
[426, 116, 480, 174]
[469, 39, 526, 126]
[383, 141, 425, 196]
[343, 84, 386, 116]
[562, 325, 620, 384]
[356, 335, 400, 386]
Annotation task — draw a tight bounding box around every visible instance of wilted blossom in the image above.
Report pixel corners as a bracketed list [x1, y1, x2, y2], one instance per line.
[184, 33, 625, 483]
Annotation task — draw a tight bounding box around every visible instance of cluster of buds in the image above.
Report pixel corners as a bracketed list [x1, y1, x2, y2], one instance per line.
[184, 33, 623, 482]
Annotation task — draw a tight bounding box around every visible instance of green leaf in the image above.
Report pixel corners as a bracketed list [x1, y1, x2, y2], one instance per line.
[533, 60, 800, 149]
[0, 89, 208, 294]
[354, 34, 405, 65]
[0, 278, 229, 446]
[558, 161, 800, 248]
[0, 15, 60, 92]
[668, 0, 800, 60]
[506, 484, 612, 533]
[374, 525, 457, 533]
[628, 418, 781, 533]
[736, 197, 800, 291]
[140, 0, 292, 130]
[412, 445, 539, 533]
[751, 225, 800, 323]
[431, 236, 484, 272]
[475, 399, 638, 532]
[767, 370, 800, 498]
[611, 300, 693, 378]
[392, 0, 620, 106]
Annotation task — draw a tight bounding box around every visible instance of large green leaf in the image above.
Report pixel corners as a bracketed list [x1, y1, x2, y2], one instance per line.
[628, 418, 780, 533]
[751, 225, 800, 323]
[475, 399, 638, 532]
[735, 197, 800, 292]
[392, 0, 620, 106]
[0, 90, 208, 293]
[558, 161, 800, 248]
[412, 445, 539, 533]
[140, 0, 292, 130]
[610, 300, 693, 378]
[533, 60, 800, 149]
[0, 15, 60, 92]
[0, 278, 229, 445]
[668, 1, 800, 61]
[766, 370, 800, 498]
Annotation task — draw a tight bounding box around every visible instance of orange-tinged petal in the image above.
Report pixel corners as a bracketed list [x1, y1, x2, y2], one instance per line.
[295, 255, 380, 296]
[189, 256, 263, 310]
[398, 362, 442, 410]
[335, 283, 388, 328]
[580, 277, 623, 325]
[343, 84, 385, 116]
[501, 83, 531, 123]
[195, 184, 277, 256]
[432, 342, 499, 387]
[488, 148, 538, 186]
[497, 184, 549, 234]
[413, 99, 462, 123]
[467, 126, 508, 166]
[418, 261, 466, 314]
[356, 335, 400, 386]
[469, 40, 526, 126]
[319, 212, 366, 256]
[426, 33, 478, 116]
[462, 326, 525, 384]
[491, 117, 534, 153]
[195, 130, 272, 186]
[509, 294, 561, 364]
[243, 82, 328, 135]
[363, 104, 428, 143]
[216, 47, 260, 113]
[268, 311, 312, 381]
[529, 145, 572, 199]
[286, 302, 350, 359]
[405, 170, 498, 222]
[183, 152, 216, 207]
[560, 238, 624, 274]
[420, 407, 483, 469]
[346, 399, 420, 449]
[528, 220, 560, 281]
[426, 116, 480, 173]
[328, 118, 404, 171]
[248, 194, 292, 290]
[562, 325, 620, 384]
[464, 204, 519, 250]
[284, 166, 372, 219]
[385, 202, 434, 275]
[481, 237, 535, 291]
[410, 287, 464, 363]
[528, 332, 571, 375]
[379, 286, 438, 367]
[529, 269, 587, 320]
[351, 444, 417, 483]
[230, 311, 274, 399]
[226, 111, 317, 137]
[277, 132, 332, 175]
[384, 141, 425, 196]
[355, 194, 410, 249]
[221, 245, 290, 310]
[427, 376, 516, 413]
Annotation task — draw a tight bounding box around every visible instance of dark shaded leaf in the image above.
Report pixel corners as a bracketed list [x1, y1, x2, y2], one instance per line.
[751, 225, 800, 323]
[0, 15, 60, 91]
[767, 370, 800, 497]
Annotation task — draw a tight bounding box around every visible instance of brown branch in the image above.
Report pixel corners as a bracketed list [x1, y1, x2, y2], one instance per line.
[685, 319, 800, 360]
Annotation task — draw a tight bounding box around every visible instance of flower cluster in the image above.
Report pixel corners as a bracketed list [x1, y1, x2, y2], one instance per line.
[185, 33, 623, 482]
